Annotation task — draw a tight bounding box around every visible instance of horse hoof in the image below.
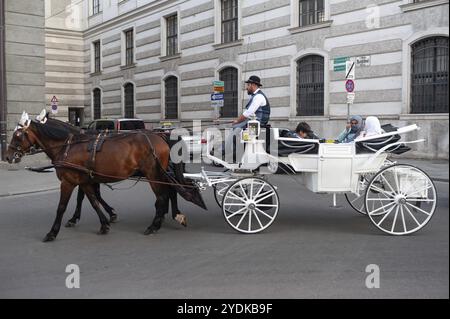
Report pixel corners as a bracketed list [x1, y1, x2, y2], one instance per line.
[65, 221, 76, 228]
[98, 225, 110, 235]
[43, 233, 56, 242]
[144, 227, 156, 236]
[110, 215, 118, 223]
[175, 214, 187, 227]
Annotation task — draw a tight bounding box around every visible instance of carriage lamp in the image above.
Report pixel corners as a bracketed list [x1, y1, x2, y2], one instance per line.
[247, 119, 260, 139]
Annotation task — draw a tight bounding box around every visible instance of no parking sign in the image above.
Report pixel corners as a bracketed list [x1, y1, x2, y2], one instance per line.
[50, 96, 58, 114]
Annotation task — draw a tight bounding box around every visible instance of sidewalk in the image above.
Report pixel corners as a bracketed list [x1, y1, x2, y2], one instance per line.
[0, 159, 448, 198]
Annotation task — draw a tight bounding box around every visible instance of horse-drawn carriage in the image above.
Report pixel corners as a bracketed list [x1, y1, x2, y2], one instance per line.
[184, 120, 437, 235]
[6, 111, 437, 240]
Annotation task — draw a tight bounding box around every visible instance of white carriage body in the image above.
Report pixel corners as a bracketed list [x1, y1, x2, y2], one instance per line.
[203, 124, 423, 195]
[279, 144, 388, 194]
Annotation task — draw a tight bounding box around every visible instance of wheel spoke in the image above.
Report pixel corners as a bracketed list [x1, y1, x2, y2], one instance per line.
[380, 173, 397, 194]
[252, 210, 264, 229]
[255, 207, 275, 220]
[376, 205, 397, 226]
[404, 205, 421, 227]
[391, 205, 400, 232]
[249, 179, 254, 200]
[253, 182, 267, 200]
[226, 207, 247, 219]
[400, 206, 407, 233]
[405, 202, 431, 216]
[405, 198, 434, 202]
[239, 183, 249, 201]
[405, 185, 432, 198]
[393, 166, 401, 193]
[368, 201, 396, 215]
[248, 208, 252, 231]
[255, 190, 275, 204]
[226, 190, 247, 203]
[257, 204, 278, 207]
[369, 184, 395, 198]
[235, 210, 249, 229]
[223, 203, 247, 207]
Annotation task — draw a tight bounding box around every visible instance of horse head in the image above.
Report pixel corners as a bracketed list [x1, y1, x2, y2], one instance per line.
[5, 112, 40, 164]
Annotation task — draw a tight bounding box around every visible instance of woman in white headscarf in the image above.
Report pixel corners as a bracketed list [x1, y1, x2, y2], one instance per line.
[358, 116, 382, 139]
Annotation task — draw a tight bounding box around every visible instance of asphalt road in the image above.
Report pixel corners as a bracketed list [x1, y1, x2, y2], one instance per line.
[0, 170, 448, 298]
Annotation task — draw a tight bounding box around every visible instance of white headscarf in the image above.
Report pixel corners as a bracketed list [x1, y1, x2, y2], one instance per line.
[363, 116, 382, 137]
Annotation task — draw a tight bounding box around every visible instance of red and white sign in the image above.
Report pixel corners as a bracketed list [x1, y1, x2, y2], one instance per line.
[50, 96, 58, 114]
[345, 79, 355, 93]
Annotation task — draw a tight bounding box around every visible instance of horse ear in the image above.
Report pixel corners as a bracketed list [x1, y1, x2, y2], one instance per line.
[36, 109, 48, 123]
[19, 111, 28, 126]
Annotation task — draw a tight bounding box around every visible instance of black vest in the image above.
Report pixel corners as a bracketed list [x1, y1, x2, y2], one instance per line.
[245, 90, 271, 125]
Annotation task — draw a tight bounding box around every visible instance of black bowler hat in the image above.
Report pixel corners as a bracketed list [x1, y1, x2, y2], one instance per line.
[245, 75, 263, 87]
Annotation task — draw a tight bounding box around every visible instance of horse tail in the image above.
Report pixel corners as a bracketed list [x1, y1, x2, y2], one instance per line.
[162, 134, 207, 210]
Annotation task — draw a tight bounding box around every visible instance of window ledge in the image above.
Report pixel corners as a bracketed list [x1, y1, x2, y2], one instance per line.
[159, 53, 182, 62]
[89, 12, 103, 19]
[400, 0, 449, 12]
[399, 113, 449, 120]
[213, 40, 244, 50]
[289, 20, 333, 34]
[120, 63, 136, 70]
[90, 71, 102, 77]
[288, 116, 329, 121]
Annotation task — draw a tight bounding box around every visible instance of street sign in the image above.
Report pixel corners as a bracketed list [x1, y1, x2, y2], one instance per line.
[211, 93, 224, 101]
[356, 56, 371, 67]
[345, 79, 355, 93]
[213, 80, 225, 93]
[345, 60, 356, 80]
[347, 93, 356, 104]
[333, 56, 350, 72]
[50, 96, 58, 114]
[211, 100, 224, 108]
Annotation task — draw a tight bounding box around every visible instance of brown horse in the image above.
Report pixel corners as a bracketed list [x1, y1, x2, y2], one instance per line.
[41, 117, 185, 228]
[6, 115, 205, 242]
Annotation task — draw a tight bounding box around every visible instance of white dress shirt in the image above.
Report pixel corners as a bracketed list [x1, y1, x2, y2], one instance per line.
[242, 88, 267, 118]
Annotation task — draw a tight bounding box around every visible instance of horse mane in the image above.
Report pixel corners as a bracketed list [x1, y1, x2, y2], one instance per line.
[31, 120, 77, 141]
[46, 118, 81, 134]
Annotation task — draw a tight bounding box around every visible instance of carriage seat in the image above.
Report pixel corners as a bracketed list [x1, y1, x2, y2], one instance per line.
[272, 128, 319, 156]
[355, 124, 411, 155]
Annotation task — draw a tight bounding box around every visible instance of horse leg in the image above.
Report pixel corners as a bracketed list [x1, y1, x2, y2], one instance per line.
[43, 181, 76, 242]
[93, 183, 118, 223]
[80, 184, 111, 235]
[144, 185, 170, 235]
[65, 186, 84, 228]
[169, 187, 187, 227]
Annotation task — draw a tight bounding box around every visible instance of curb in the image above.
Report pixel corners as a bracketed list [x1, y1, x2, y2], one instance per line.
[0, 187, 60, 198]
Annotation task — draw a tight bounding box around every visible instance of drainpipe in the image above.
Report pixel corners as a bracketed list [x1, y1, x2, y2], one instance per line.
[0, 0, 7, 161]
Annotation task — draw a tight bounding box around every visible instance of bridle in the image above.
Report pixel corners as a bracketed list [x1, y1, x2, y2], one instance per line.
[9, 124, 42, 161]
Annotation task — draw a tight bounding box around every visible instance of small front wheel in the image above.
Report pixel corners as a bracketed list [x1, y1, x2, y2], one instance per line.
[222, 177, 279, 234]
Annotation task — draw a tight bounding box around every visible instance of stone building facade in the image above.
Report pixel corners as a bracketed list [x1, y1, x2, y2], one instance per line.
[0, 0, 46, 160]
[5, 0, 450, 159]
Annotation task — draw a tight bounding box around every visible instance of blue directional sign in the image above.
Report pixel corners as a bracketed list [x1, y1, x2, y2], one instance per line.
[211, 93, 224, 101]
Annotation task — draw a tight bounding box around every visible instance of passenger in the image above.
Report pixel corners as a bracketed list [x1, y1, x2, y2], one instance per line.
[358, 116, 382, 139]
[336, 115, 364, 143]
[295, 122, 320, 139]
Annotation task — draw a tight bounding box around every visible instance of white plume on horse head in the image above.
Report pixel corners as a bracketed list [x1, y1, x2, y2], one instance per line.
[18, 111, 31, 128]
[36, 109, 48, 123]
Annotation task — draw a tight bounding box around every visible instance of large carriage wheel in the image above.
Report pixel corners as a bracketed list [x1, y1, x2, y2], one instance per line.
[364, 164, 437, 235]
[345, 159, 395, 215]
[222, 177, 279, 234]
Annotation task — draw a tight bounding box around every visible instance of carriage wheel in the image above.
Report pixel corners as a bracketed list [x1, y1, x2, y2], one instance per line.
[213, 181, 231, 208]
[345, 159, 396, 215]
[222, 177, 279, 234]
[365, 164, 437, 235]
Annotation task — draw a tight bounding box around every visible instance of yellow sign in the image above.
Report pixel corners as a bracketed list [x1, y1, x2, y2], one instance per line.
[214, 86, 224, 92]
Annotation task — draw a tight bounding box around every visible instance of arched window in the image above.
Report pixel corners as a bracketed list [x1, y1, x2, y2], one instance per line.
[297, 55, 324, 116]
[124, 83, 134, 118]
[411, 36, 448, 113]
[165, 76, 178, 119]
[219, 67, 238, 118]
[93, 88, 101, 120]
